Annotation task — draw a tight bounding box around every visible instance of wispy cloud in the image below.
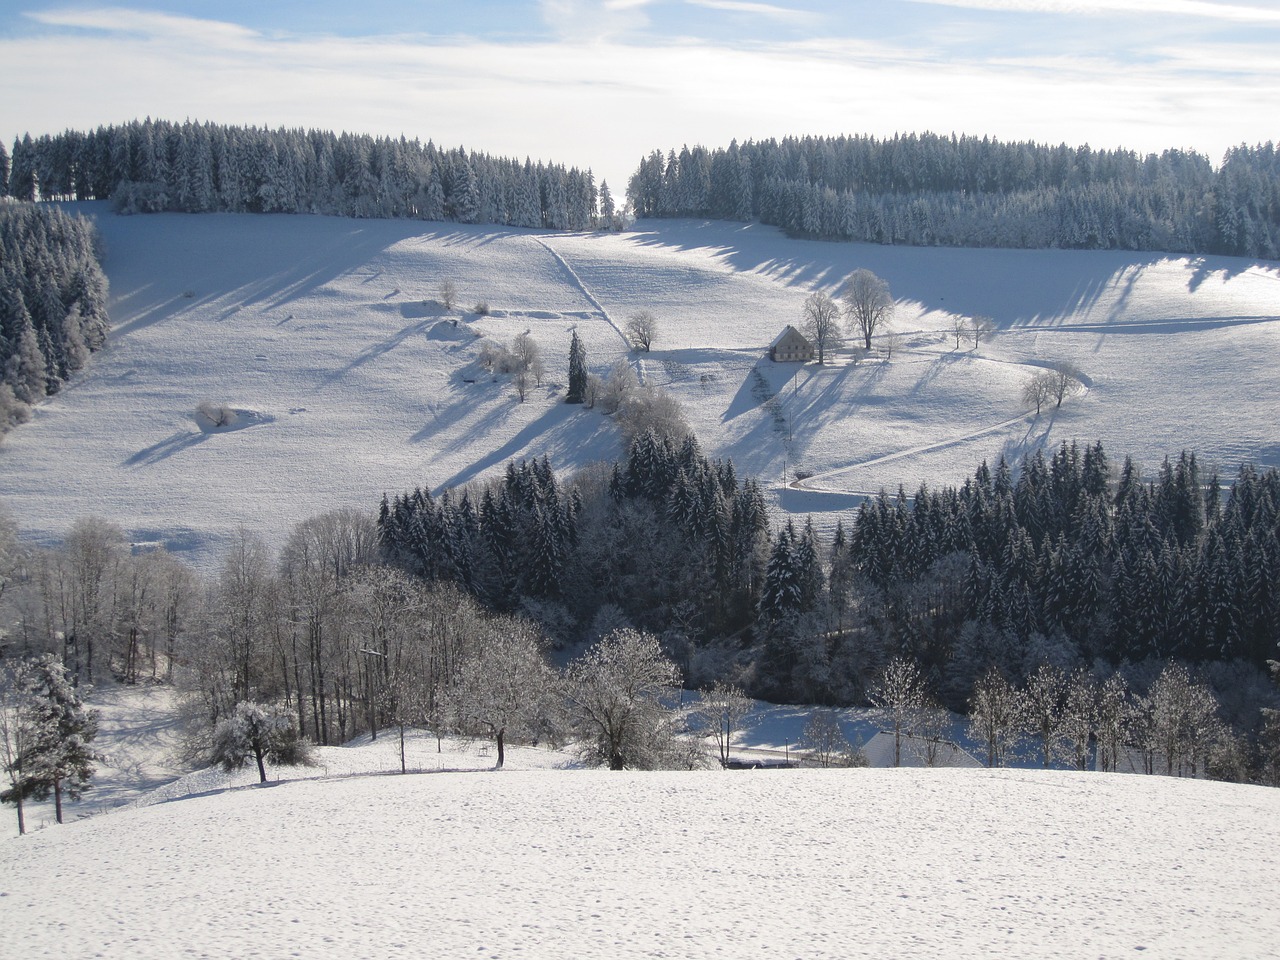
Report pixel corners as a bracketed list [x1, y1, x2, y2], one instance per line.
[26, 6, 265, 44]
[686, 0, 821, 24]
[902, 0, 1280, 24]
[538, 0, 655, 40]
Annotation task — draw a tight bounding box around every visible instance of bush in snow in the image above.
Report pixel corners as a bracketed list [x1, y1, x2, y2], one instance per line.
[196, 401, 239, 429]
[210, 702, 311, 784]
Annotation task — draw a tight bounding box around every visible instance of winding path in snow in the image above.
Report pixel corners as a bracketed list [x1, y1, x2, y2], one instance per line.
[787, 347, 1091, 500]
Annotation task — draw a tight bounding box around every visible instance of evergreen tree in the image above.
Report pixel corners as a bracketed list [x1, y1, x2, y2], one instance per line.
[0, 655, 99, 826]
[565, 329, 587, 404]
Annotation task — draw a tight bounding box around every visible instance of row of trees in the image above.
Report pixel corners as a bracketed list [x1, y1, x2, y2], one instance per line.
[628, 135, 1280, 258]
[5, 120, 621, 232]
[0, 202, 110, 434]
[866, 655, 1241, 777]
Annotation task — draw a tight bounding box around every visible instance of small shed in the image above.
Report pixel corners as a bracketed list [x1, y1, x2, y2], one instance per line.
[769, 325, 814, 363]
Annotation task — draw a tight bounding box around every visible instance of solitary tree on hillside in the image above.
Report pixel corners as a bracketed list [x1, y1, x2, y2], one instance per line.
[972, 316, 995, 348]
[1022, 371, 1056, 415]
[566, 329, 587, 404]
[841, 268, 894, 350]
[801, 290, 841, 364]
[439, 279, 458, 311]
[210, 701, 311, 784]
[625, 311, 658, 352]
[1048, 361, 1083, 408]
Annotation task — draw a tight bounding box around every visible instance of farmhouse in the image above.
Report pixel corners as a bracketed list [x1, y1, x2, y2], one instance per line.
[769, 325, 814, 362]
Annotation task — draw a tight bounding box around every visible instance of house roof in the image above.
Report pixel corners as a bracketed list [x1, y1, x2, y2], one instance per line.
[770, 324, 811, 349]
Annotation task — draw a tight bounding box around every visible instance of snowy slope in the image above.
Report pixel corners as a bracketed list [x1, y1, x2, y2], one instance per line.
[2, 760, 1277, 959]
[2, 205, 1277, 570]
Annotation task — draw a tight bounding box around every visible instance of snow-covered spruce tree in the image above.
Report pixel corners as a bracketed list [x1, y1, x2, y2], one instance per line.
[0, 655, 99, 829]
[565, 329, 587, 404]
[210, 701, 311, 784]
[564, 628, 705, 770]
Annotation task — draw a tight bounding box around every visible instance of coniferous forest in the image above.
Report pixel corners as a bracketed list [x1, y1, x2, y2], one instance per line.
[378, 436, 1280, 713]
[4, 119, 612, 230]
[627, 134, 1280, 258]
[0, 203, 110, 430]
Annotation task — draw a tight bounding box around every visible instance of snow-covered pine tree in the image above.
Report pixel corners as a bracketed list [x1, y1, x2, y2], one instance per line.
[566, 329, 587, 404]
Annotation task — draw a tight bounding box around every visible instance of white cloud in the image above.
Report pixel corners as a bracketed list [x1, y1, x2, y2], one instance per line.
[685, 0, 821, 24]
[538, 0, 654, 39]
[900, 0, 1280, 24]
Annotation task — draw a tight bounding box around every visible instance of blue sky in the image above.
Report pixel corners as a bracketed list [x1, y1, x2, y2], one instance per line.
[3, 1, 1278, 197]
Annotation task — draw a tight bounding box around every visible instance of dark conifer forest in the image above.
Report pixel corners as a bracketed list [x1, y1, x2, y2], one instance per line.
[627, 134, 1280, 258]
[378, 436, 1280, 712]
[0, 203, 110, 430]
[6, 120, 607, 230]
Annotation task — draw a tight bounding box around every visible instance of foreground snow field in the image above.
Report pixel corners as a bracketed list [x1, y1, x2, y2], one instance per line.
[2, 206, 1278, 570]
[3, 761, 1277, 959]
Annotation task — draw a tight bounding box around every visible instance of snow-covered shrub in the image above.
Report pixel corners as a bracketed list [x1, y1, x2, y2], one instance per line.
[564, 629, 708, 771]
[195, 401, 238, 429]
[210, 701, 311, 783]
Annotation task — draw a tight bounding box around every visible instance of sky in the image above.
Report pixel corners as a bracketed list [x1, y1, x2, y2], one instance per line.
[2, 0, 1278, 199]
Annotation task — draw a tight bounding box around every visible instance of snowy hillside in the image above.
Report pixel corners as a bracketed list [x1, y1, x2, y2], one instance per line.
[1, 204, 1277, 570]
[3, 754, 1277, 959]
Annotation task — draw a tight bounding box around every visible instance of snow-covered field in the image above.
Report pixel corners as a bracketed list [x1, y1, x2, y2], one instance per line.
[4, 684, 1276, 958]
[2, 205, 1277, 570]
[3, 750, 1277, 959]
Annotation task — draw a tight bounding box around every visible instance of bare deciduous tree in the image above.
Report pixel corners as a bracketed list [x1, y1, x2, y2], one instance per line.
[564, 628, 704, 770]
[439, 279, 458, 311]
[1022, 663, 1067, 768]
[967, 667, 1025, 767]
[449, 618, 556, 769]
[840, 268, 894, 350]
[1022, 371, 1056, 415]
[952, 315, 970, 349]
[869, 657, 927, 767]
[801, 291, 841, 364]
[625, 311, 658, 352]
[697, 680, 753, 767]
[799, 709, 851, 767]
[1048, 361, 1083, 408]
[972, 315, 995, 348]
